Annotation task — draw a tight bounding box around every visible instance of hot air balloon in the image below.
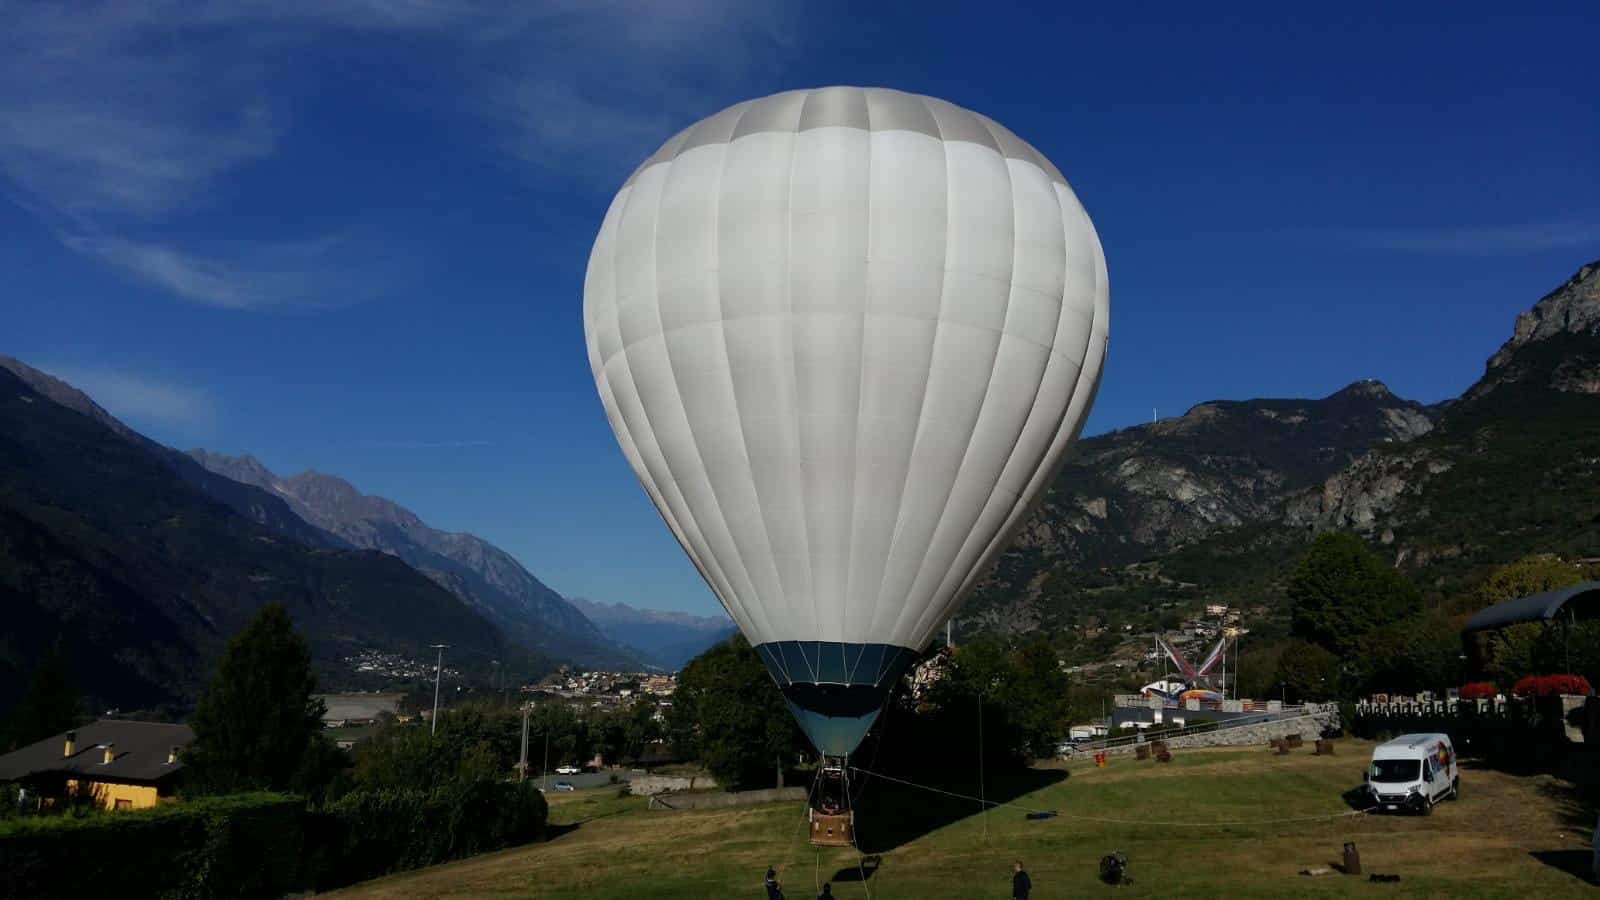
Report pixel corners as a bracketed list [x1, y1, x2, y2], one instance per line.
[583, 87, 1107, 836]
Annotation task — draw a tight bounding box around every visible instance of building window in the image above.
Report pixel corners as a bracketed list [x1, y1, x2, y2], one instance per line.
[114, 799, 132, 810]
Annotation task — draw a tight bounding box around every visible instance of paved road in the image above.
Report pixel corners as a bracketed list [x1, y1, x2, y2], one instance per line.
[534, 771, 623, 791]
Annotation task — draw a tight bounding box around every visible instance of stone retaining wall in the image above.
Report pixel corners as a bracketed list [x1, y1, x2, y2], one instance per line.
[626, 774, 719, 795]
[1100, 709, 1340, 757]
[647, 786, 806, 810]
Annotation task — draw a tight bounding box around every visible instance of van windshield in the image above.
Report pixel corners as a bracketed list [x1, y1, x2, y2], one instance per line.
[1370, 759, 1420, 783]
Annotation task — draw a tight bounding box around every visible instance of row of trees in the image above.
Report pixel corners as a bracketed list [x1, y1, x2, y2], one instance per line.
[1236, 533, 1597, 702]
[178, 604, 666, 801]
[668, 633, 1100, 787]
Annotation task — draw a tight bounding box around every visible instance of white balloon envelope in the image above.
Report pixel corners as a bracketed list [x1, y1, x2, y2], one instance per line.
[584, 87, 1108, 757]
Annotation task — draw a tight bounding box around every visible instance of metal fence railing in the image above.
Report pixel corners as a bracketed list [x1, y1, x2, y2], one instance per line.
[1111, 695, 1309, 716]
[1061, 703, 1335, 757]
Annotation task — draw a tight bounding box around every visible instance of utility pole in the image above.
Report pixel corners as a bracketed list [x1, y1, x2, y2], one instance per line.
[1233, 628, 1242, 700]
[518, 702, 531, 783]
[429, 644, 450, 735]
[978, 691, 987, 843]
[542, 724, 551, 793]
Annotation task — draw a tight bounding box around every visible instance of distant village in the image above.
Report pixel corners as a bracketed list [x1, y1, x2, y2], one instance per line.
[532, 668, 678, 705]
[317, 665, 679, 741]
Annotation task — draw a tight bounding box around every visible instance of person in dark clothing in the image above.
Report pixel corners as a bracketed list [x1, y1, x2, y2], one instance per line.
[764, 867, 784, 900]
[817, 884, 834, 899]
[1012, 860, 1032, 899]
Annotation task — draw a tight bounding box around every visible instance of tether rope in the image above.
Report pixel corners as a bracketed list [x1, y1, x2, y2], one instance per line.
[779, 770, 821, 895]
[848, 765, 1375, 829]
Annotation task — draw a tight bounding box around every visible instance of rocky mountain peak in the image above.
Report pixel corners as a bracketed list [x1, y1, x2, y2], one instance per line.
[187, 449, 275, 486]
[283, 470, 427, 531]
[1328, 379, 1395, 401]
[1487, 258, 1600, 370]
[0, 355, 133, 440]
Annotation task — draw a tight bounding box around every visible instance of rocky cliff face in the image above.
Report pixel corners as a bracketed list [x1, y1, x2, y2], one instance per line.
[188, 450, 636, 668]
[1287, 258, 1600, 539]
[1485, 260, 1600, 371]
[1282, 448, 1453, 536]
[964, 379, 1440, 631]
[998, 380, 1437, 568]
[965, 258, 1600, 641]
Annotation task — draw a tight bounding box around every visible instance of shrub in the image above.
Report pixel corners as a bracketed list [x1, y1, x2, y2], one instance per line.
[0, 793, 303, 899]
[1511, 674, 1593, 698]
[1459, 682, 1499, 700]
[310, 779, 547, 888]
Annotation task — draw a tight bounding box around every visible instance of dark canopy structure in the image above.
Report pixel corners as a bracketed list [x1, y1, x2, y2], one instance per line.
[1462, 581, 1600, 634]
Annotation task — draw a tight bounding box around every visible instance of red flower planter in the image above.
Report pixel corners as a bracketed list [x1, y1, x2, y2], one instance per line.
[1511, 674, 1593, 698]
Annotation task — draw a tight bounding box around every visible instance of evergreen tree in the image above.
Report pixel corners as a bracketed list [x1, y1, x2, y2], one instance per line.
[1287, 532, 1420, 657]
[3, 642, 83, 750]
[183, 604, 329, 794]
[1273, 639, 1339, 702]
[668, 636, 803, 789]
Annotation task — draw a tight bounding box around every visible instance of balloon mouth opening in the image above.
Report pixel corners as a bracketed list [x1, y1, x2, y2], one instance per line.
[778, 682, 894, 718]
[754, 641, 921, 756]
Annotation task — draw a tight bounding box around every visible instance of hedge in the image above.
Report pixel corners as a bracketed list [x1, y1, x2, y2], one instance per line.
[0, 792, 304, 899]
[309, 780, 549, 888]
[0, 780, 548, 897]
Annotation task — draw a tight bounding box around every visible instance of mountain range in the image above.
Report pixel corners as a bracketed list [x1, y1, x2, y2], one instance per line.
[184, 451, 638, 669]
[0, 355, 709, 719]
[567, 596, 734, 669]
[5, 257, 1594, 714]
[963, 257, 1600, 643]
[0, 362, 534, 717]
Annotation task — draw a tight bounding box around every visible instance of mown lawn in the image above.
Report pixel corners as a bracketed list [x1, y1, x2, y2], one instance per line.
[331, 740, 1597, 898]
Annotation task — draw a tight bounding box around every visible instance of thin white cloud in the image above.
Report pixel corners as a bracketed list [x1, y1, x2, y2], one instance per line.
[0, 1, 797, 307]
[361, 440, 495, 449]
[45, 367, 216, 430]
[1314, 221, 1600, 255]
[0, 4, 283, 221]
[62, 231, 411, 310]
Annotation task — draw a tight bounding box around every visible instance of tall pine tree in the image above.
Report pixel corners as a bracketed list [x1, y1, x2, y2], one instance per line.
[3, 642, 83, 750]
[183, 604, 328, 794]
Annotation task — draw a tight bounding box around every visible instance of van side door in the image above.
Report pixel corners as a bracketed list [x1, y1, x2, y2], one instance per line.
[1427, 755, 1452, 797]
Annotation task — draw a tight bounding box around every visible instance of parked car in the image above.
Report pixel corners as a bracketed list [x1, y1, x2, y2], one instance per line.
[555, 765, 580, 775]
[1365, 733, 1458, 815]
[553, 781, 576, 792]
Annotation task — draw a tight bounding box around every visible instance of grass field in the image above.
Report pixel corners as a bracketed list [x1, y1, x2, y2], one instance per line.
[331, 740, 1598, 898]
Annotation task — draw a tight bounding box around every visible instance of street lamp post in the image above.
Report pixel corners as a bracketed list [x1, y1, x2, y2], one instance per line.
[430, 644, 450, 735]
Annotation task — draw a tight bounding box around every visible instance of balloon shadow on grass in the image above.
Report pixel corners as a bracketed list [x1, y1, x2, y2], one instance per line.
[1528, 850, 1598, 886]
[850, 766, 1068, 854]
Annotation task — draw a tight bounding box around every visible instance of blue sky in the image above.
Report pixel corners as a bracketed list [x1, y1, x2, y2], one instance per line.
[4, 2, 1597, 617]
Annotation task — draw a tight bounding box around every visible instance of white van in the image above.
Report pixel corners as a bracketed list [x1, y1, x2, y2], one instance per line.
[1366, 733, 1459, 815]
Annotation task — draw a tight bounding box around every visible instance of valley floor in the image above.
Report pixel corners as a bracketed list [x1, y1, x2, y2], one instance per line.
[330, 741, 1597, 899]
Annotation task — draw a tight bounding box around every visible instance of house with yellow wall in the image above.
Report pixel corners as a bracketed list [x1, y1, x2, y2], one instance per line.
[0, 720, 193, 810]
